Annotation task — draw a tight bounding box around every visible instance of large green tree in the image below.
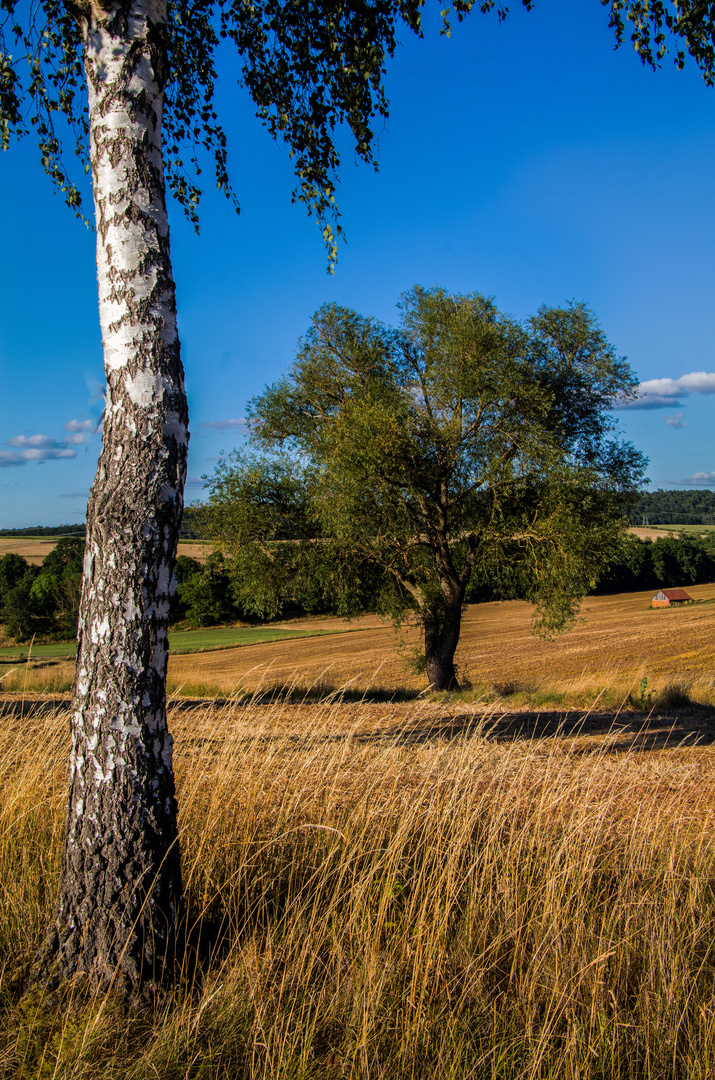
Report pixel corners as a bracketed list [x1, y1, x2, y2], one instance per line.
[206, 288, 646, 689]
[1, 0, 711, 994]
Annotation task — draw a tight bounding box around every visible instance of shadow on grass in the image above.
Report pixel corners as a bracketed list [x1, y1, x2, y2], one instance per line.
[376, 707, 715, 751]
[3, 683, 714, 752]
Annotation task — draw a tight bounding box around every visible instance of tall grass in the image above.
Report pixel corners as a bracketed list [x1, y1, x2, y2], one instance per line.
[2, 693, 715, 1078]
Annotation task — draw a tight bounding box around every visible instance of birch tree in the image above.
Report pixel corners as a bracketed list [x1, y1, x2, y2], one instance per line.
[1, 0, 713, 996]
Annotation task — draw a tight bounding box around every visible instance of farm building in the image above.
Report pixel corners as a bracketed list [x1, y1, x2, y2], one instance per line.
[651, 588, 693, 608]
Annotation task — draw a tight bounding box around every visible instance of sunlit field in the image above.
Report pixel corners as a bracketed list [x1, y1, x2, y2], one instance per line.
[3, 584, 714, 708]
[1, 584, 714, 1077]
[2, 689, 715, 1078]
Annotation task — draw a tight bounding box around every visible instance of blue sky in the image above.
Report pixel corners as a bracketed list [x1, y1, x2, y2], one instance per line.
[1, 0, 714, 528]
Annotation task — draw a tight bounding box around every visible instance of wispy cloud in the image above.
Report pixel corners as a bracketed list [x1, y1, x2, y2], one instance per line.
[616, 371, 715, 410]
[665, 413, 689, 429]
[682, 471, 715, 485]
[199, 418, 247, 431]
[186, 475, 206, 487]
[64, 417, 102, 443]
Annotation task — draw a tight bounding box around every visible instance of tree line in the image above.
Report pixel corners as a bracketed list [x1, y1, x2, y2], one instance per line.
[630, 489, 715, 525]
[3, 530, 713, 648]
[0, 524, 86, 538]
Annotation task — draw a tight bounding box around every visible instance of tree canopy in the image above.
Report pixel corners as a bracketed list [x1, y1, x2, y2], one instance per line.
[204, 286, 646, 689]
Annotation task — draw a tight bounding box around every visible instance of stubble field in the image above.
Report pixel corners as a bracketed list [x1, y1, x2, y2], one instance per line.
[3, 583, 713, 705]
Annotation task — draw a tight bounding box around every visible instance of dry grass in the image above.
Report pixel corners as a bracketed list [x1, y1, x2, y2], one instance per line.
[2, 690, 715, 1078]
[159, 583, 715, 707]
[3, 585, 714, 709]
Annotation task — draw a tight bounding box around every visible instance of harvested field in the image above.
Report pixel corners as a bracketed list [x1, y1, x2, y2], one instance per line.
[2, 583, 713, 701]
[0, 537, 211, 564]
[4, 527, 705, 565]
[630, 526, 678, 540]
[176, 539, 212, 562]
[166, 583, 715, 701]
[0, 537, 58, 564]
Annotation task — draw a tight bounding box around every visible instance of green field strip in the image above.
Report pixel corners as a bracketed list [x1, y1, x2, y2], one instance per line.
[0, 624, 360, 662]
[0, 641, 78, 661]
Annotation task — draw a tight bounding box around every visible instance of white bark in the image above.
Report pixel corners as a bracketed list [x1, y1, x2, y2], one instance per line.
[49, 0, 187, 992]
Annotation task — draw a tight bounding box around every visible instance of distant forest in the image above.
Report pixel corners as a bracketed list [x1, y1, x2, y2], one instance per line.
[630, 489, 715, 526]
[0, 513, 201, 539]
[0, 523, 86, 538]
[3, 490, 714, 539]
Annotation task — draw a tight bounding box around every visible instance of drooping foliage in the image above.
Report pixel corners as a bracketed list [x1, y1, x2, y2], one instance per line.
[2, 0, 714, 263]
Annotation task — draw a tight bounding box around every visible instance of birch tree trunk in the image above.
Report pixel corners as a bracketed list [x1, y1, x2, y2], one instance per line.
[47, 0, 187, 993]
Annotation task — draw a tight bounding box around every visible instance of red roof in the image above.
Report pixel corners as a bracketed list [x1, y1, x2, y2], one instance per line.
[660, 588, 692, 601]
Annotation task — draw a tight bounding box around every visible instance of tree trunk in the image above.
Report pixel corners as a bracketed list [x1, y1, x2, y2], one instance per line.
[423, 587, 464, 692]
[47, 0, 187, 994]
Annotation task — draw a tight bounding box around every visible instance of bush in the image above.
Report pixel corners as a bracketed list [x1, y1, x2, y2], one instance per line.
[0, 537, 84, 642]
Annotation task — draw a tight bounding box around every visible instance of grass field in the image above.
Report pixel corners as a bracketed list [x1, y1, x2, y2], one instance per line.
[0, 640, 77, 661]
[168, 625, 351, 654]
[0, 624, 352, 666]
[2, 688, 715, 1077]
[2, 583, 714, 703]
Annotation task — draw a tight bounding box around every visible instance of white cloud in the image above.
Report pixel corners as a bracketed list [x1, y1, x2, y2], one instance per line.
[616, 370, 715, 409]
[665, 413, 689, 429]
[682, 471, 715, 485]
[23, 448, 75, 460]
[8, 434, 62, 448]
[0, 452, 26, 468]
[64, 418, 95, 433]
[199, 418, 247, 431]
[186, 475, 206, 487]
[0, 448, 77, 467]
[1, 417, 101, 468]
[1, 432, 78, 466]
[677, 372, 715, 393]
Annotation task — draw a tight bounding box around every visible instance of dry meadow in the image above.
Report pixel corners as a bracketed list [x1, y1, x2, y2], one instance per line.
[4, 583, 713, 706]
[1, 585, 715, 1077]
